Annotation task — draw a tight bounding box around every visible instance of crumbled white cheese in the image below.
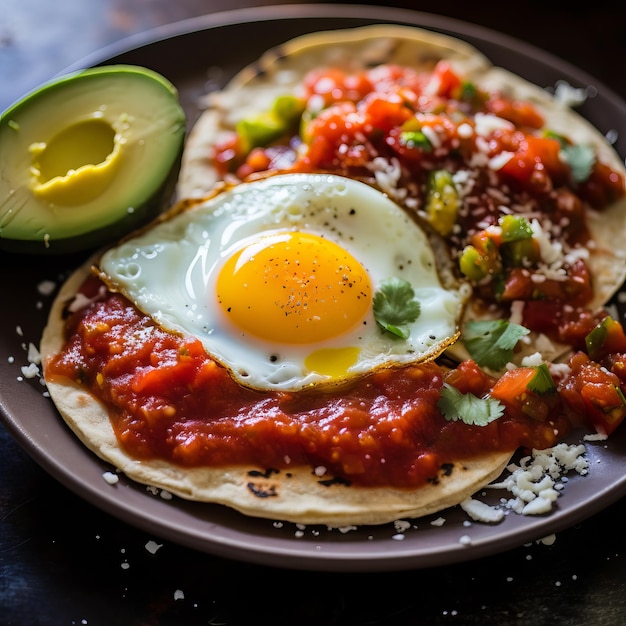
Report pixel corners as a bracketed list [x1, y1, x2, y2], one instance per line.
[583, 432, 608, 442]
[553, 80, 588, 107]
[520, 352, 544, 367]
[102, 471, 119, 485]
[530, 218, 564, 267]
[457, 123, 474, 138]
[488, 151, 515, 171]
[27, 342, 41, 365]
[394, 519, 412, 534]
[37, 279, 57, 296]
[145, 540, 163, 554]
[333, 525, 358, 534]
[487, 443, 588, 515]
[474, 112, 515, 136]
[461, 497, 505, 523]
[20, 363, 40, 379]
[421, 125, 441, 148]
[538, 533, 557, 546]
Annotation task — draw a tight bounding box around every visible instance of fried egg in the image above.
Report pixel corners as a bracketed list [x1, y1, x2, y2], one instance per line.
[99, 173, 467, 391]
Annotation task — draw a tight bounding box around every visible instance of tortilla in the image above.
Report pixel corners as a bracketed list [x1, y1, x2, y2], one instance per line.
[41, 258, 512, 526]
[178, 24, 492, 197]
[178, 24, 626, 365]
[40, 25, 625, 527]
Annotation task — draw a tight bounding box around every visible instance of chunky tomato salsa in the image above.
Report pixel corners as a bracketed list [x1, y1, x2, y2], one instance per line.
[215, 61, 625, 347]
[46, 275, 626, 488]
[46, 61, 626, 490]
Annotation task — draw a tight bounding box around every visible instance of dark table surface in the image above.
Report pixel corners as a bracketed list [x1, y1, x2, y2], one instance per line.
[2, 1, 626, 624]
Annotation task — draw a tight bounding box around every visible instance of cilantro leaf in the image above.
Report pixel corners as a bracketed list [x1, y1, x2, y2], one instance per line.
[561, 143, 596, 183]
[437, 383, 504, 426]
[463, 319, 530, 371]
[373, 277, 421, 339]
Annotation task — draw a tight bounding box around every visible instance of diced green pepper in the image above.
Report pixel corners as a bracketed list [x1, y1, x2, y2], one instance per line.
[501, 237, 540, 267]
[237, 95, 305, 152]
[425, 170, 459, 236]
[585, 316, 621, 360]
[272, 94, 306, 124]
[527, 363, 557, 394]
[499, 215, 534, 242]
[399, 130, 432, 151]
[236, 114, 285, 152]
[459, 81, 478, 101]
[459, 245, 487, 281]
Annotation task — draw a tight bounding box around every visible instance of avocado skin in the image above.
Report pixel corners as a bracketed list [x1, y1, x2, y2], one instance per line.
[0, 65, 187, 255]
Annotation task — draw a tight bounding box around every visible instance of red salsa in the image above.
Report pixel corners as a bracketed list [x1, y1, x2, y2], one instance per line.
[46, 285, 579, 488]
[215, 61, 625, 346]
[45, 61, 626, 489]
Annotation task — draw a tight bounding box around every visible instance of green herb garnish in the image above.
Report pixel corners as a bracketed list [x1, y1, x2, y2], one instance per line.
[373, 277, 421, 339]
[463, 319, 530, 371]
[561, 143, 596, 183]
[437, 383, 504, 426]
[544, 131, 596, 183]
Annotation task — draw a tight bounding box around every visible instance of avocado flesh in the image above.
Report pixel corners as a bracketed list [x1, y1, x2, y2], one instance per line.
[0, 65, 186, 254]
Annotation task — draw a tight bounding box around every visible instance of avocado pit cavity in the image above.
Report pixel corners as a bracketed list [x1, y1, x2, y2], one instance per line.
[0, 64, 186, 254]
[29, 115, 125, 206]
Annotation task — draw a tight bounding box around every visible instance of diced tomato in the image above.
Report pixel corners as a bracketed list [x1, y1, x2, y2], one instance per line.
[560, 352, 626, 435]
[444, 359, 493, 396]
[558, 308, 604, 349]
[302, 68, 374, 106]
[490, 367, 558, 423]
[577, 161, 626, 208]
[501, 259, 593, 309]
[131, 339, 206, 395]
[428, 61, 462, 98]
[302, 102, 362, 168]
[499, 133, 567, 191]
[605, 353, 626, 386]
[500, 268, 534, 301]
[521, 300, 560, 335]
[485, 94, 545, 129]
[362, 93, 413, 132]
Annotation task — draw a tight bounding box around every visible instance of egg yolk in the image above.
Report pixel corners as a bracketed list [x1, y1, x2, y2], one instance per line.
[216, 231, 372, 344]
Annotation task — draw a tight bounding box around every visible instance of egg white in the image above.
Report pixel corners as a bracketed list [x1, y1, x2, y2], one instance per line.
[99, 173, 466, 391]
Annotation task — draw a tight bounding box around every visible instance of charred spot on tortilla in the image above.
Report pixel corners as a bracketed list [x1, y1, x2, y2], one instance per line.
[427, 463, 461, 485]
[247, 480, 279, 498]
[247, 468, 280, 479]
[441, 463, 455, 478]
[317, 475, 352, 488]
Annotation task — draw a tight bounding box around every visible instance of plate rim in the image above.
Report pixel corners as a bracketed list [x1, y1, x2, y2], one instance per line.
[3, 3, 626, 572]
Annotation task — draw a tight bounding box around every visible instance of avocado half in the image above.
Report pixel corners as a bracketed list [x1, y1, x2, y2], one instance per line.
[0, 65, 186, 254]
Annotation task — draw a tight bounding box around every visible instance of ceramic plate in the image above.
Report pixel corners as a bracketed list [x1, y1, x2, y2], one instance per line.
[2, 4, 626, 572]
